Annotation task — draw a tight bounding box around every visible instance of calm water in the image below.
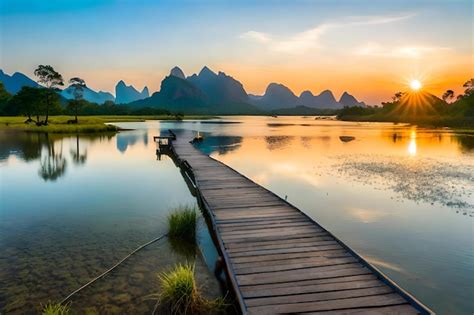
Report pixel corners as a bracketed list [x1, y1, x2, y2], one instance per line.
[0, 129, 225, 314]
[1, 117, 473, 314]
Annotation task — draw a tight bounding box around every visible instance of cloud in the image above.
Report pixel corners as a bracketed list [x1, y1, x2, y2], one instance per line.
[239, 31, 271, 43]
[240, 13, 415, 54]
[354, 42, 452, 58]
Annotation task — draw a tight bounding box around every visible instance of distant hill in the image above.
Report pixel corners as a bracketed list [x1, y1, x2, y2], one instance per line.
[187, 66, 249, 104]
[0, 70, 39, 94]
[249, 83, 364, 110]
[115, 80, 149, 104]
[299, 89, 342, 109]
[250, 83, 299, 110]
[339, 91, 366, 107]
[61, 85, 114, 104]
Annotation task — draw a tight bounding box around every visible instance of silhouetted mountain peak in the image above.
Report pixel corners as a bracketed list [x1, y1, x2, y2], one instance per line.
[300, 90, 314, 98]
[339, 91, 365, 107]
[199, 66, 217, 78]
[170, 66, 185, 79]
[141, 86, 149, 97]
[115, 80, 148, 104]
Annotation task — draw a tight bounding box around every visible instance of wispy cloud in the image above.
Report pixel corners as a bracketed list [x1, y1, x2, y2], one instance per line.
[354, 42, 452, 58]
[239, 31, 271, 43]
[240, 13, 415, 54]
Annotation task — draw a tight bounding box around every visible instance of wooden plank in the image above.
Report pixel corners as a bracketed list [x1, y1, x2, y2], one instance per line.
[227, 238, 336, 252]
[237, 265, 368, 286]
[233, 254, 353, 270]
[240, 274, 378, 294]
[306, 304, 419, 314]
[245, 286, 394, 307]
[228, 243, 342, 258]
[234, 256, 357, 275]
[247, 293, 408, 314]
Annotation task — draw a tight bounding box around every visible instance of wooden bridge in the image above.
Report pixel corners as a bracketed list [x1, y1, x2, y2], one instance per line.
[156, 130, 432, 315]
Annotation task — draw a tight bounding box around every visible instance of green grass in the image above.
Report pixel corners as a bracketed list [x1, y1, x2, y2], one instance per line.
[168, 206, 197, 242]
[41, 302, 71, 315]
[157, 263, 225, 315]
[0, 115, 214, 133]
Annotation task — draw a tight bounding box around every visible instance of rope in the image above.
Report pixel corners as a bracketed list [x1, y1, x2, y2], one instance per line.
[61, 233, 168, 304]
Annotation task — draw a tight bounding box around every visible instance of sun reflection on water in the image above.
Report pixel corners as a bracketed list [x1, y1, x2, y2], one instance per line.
[408, 129, 417, 156]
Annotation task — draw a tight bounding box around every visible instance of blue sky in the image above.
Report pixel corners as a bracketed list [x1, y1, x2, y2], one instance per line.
[1, 0, 472, 103]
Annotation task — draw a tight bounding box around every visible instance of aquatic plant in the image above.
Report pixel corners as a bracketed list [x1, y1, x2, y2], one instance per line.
[168, 206, 197, 241]
[157, 263, 225, 315]
[41, 302, 71, 315]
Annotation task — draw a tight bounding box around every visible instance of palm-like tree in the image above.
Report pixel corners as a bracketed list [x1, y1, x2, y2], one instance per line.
[69, 77, 86, 123]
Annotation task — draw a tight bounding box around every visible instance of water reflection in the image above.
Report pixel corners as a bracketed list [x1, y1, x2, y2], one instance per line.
[116, 130, 148, 153]
[265, 135, 294, 151]
[70, 135, 87, 166]
[408, 130, 417, 156]
[39, 138, 67, 181]
[454, 134, 474, 152]
[194, 135, 242, 155]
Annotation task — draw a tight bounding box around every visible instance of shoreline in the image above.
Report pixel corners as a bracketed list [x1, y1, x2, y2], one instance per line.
[0, 115, 215, 134]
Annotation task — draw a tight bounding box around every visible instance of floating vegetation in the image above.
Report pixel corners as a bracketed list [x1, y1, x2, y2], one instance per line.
[335, 155, 474, 214]
[41, 302, 71, 315]
[156, 263, 225, 315]
[168, 206, 197, 241]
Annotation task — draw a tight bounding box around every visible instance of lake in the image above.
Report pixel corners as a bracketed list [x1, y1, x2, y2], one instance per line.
[1, 116, 473, 314]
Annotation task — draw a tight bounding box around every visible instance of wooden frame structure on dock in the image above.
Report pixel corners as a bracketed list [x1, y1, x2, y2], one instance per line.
[156, 130, 433, 315]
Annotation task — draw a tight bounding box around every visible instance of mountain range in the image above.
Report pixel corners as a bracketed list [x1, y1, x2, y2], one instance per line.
[115, 80, 149, 104]
[61, 85, 115, 104]
[0, 68, 367, 114]
[0, 70, 39, 94]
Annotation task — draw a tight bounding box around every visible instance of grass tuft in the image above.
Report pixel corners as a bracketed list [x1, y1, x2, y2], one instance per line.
[158, 263, 225, 314]
[168, 206, 197, 241]
[41, 302, 71, 315]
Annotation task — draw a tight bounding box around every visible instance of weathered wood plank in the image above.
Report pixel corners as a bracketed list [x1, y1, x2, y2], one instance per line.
[247, 293, 408, 314]
[237, 264, 366, 286]
[245, 285, 394, 307]
[306, 304, 419, 314]
[240, 274, 379, 294]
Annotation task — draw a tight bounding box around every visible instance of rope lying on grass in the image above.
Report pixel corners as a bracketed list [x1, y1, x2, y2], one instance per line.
[61, 233, 168, 304]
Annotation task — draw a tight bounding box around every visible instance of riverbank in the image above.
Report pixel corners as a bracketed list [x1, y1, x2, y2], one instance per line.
[0, 115, 213, 133]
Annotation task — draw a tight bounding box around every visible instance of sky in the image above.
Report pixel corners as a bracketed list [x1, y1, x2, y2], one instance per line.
[0, 0, 472, 104]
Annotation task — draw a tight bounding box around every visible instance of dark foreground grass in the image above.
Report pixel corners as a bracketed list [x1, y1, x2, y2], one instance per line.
[157, 263, 225, 315]
[168, 206, 197, 242]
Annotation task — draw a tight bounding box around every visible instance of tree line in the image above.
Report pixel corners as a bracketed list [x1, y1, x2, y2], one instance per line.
[0, 65, 171, 124]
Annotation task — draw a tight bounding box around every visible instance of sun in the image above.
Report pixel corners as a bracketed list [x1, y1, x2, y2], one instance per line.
[410, 80, 422, 91]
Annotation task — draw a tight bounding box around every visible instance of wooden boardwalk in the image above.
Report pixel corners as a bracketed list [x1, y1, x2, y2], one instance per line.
[160, 131, 432, 315]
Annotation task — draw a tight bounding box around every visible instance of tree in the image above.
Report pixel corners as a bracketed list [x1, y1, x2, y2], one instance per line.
[463, 78, 474, 96]
[0, 82, 12, 115]
[68, 77, 86, 123]
[392, 92, 405, 102]
[5, 87, 45, 120]
[442, 90, 455, 103]
[34, 65, 64, 125]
